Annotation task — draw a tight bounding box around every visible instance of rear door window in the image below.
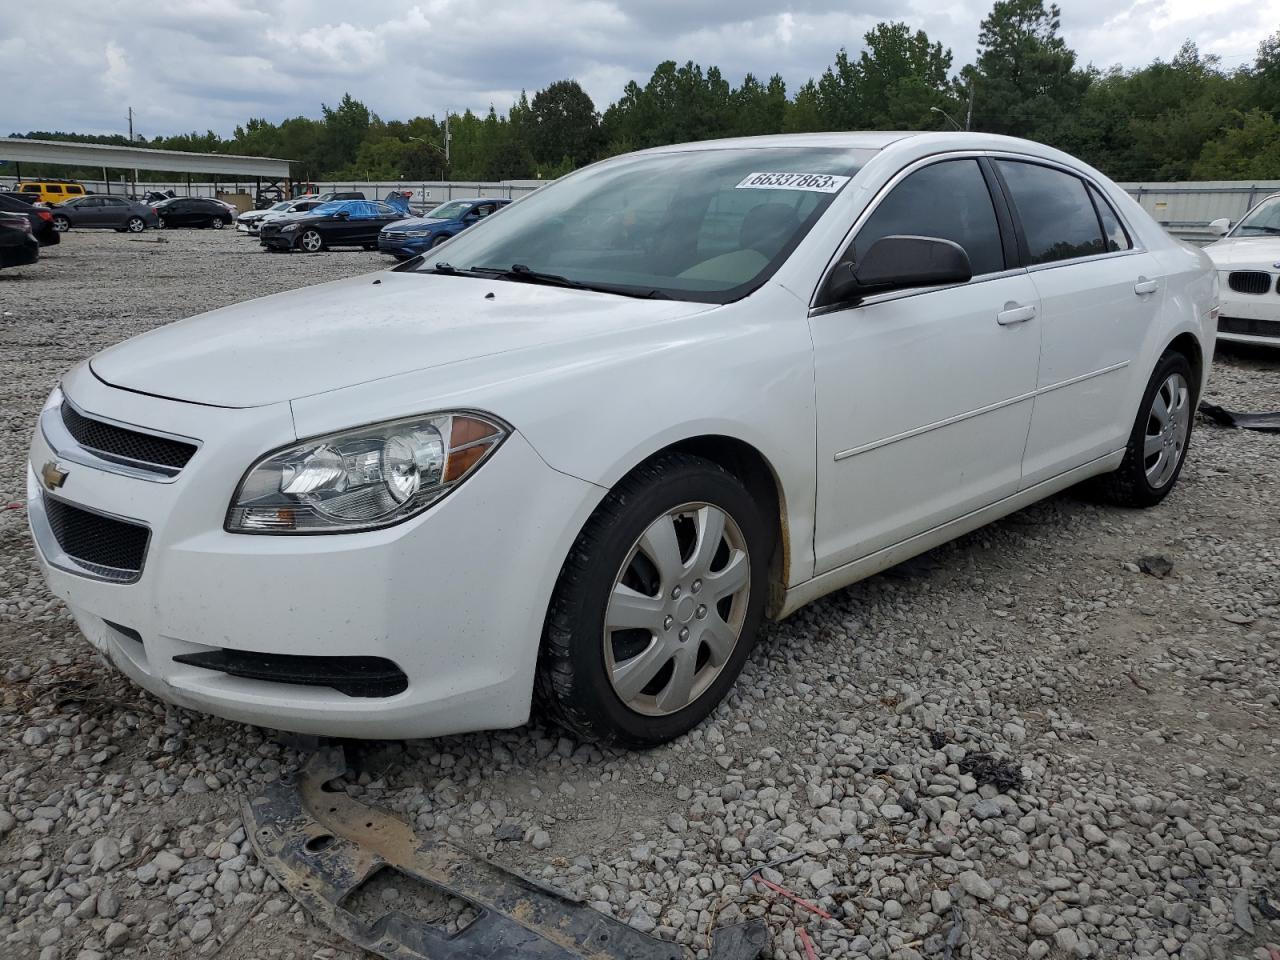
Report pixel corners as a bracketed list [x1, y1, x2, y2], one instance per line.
[47, 185, 64, 195]
[996, 161, 1107, 265]
[852, 159, 1005, 277]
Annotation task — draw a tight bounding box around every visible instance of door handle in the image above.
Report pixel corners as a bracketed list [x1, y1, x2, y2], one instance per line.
[997, 303, 1036, 325]
[1134, 277, 1159, 295]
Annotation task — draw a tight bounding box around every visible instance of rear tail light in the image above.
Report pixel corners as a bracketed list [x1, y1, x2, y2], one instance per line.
[37, 210, 53, 222]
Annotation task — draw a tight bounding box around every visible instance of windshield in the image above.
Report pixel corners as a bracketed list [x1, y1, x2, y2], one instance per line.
[1230, 196, 1280, 237]
[408, 145, 877, 302]
[426, 200, 475, 220]
[269, 201, 292, 211]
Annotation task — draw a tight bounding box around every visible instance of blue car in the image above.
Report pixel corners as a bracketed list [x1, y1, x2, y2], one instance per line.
[378, 197, 511, 260]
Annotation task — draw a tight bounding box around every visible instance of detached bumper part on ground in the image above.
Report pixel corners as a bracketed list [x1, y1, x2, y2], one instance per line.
[246, 749, 769, 960]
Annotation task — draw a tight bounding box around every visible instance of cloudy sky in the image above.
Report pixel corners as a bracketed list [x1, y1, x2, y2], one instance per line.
[3, 0, 1274, 140]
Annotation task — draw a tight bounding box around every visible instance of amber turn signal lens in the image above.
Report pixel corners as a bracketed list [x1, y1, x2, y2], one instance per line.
[450, 416, 500, 447]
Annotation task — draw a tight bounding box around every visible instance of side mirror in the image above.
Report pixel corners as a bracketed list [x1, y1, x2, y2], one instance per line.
[825, 235, 972, 304]
[1208, 217, 1231, 236]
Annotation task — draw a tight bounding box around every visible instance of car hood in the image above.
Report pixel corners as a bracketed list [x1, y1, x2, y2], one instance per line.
[387, 216, 449, 230]
[89, 271, 717, 408]
[1205, 236, 1280, 269]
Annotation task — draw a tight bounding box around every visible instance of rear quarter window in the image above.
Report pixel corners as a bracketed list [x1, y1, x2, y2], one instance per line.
[1088, 184, 1132, 252]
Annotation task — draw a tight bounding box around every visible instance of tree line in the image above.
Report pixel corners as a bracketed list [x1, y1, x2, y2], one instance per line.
[11, 1, 1280, 185]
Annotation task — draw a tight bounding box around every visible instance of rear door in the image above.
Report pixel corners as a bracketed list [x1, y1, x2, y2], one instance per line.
[992, 160, 1161, 486]
[809, 156, 1043, 572]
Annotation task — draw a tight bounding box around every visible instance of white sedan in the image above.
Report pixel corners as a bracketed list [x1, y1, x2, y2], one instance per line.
[27, 132, 1216, 745]
[1206, 193, 1280, 346]
[235, 200, 294, 234]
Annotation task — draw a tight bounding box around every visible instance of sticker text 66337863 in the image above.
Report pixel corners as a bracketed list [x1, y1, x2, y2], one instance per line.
[735, 172, 851, 193]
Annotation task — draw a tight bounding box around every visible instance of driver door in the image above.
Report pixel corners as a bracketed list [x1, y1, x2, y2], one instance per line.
[809, 157, 1043, 572]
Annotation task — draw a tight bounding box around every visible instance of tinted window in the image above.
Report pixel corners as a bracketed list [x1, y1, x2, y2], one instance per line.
[853, 159, 1004, 276]
[997, 161, 1106, 265]
[21, 184, 38, 192]
[102, 197, 127, 207]
[1087, 185, 1130, 252]
[47, 185, 64, 193]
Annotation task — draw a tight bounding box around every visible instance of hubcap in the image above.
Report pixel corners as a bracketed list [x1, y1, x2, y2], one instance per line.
[303, 232, 321, 251]
[603, 502, 750, 717]
[1143, 372, 1190, 489]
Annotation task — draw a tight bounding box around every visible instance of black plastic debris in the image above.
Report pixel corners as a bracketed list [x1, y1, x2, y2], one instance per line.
[1138, 555, 1174, 579]
[929, 731, 949, 750]
[1256, 890, 1280, 921]
[245, 748, 770, 960]
[959, 753, 1024, 793]
[1198, 403, 1280, 432]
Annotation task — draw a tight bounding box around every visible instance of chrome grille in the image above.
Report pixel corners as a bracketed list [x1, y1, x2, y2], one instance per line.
[61, 402, 196, 472]
[42, 496, 149, 582]
[1227, 271, 1273, 295]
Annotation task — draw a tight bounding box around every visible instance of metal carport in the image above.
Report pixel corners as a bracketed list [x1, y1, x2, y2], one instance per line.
[0, 137, 292, 202]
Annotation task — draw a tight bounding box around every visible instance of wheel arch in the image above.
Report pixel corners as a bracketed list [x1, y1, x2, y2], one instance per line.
[599, 433, 792, 619]
[1164, 331, 1204, 398]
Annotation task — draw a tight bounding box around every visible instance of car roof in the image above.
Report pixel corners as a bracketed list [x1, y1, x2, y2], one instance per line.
[633, 130, 1071, 158]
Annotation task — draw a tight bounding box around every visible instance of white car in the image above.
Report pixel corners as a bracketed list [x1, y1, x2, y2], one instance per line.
[240, 198, 325, 233]
[235, 200, 294, 234]
[1205, 193, 1280, 346]
[27, 132, 1216, 745]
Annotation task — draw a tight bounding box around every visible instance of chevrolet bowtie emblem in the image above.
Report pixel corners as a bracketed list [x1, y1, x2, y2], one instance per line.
[40, 461, 68, 491]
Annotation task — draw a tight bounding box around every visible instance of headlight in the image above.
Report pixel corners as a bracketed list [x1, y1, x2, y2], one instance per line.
[281, 223, 301, 233]
[226, 412, 507, 534]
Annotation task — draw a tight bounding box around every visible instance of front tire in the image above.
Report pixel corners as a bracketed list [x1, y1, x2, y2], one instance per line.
[299, 229, 324, 253]
[430, 234, 450, 248]
[1093, 351, 1195, 507]
[537, 453, 772, 747]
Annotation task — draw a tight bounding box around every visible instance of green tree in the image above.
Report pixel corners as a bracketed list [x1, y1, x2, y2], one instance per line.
[968, 0, 1088, 138]
[530, 80, 600, 166]
[1195, 109, 1280, 178]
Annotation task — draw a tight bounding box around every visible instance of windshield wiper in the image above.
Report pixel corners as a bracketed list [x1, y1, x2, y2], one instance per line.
[470, 263, 592, 290]
[469, 263, 672, 299]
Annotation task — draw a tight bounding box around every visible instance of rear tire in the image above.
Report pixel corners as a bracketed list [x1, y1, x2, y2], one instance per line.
[210, 217, 224, 230]
[1092, 351, 1196, 507]
[126, 216, 145, 233]
[536, 453, 772, 747]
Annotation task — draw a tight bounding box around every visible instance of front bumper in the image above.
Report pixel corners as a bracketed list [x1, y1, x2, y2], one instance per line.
[1217, 276, 1279, 345]
[377, 235, 431, 258]
[28, 365, 599, 739]
[259, 231, 295, 250]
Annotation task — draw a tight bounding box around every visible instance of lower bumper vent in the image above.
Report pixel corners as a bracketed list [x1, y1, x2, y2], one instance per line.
[172, 649, 408, 698]
[1219, 315, 1280, 339]
[43, 496, 149, 582]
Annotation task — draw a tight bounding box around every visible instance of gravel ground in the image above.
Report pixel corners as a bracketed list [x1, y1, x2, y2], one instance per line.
[1, 229, 1278, 960]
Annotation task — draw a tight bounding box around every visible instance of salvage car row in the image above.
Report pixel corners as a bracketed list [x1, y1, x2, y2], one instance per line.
[243, 195, 511, 255]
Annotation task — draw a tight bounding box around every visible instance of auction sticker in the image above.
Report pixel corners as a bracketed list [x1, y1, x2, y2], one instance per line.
[735, 172, 850, 193]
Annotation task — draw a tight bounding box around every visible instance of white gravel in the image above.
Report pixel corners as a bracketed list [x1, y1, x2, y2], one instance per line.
[1, 230, 1278, 959]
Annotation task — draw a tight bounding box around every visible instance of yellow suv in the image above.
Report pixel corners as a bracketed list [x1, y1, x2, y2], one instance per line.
[16, 180, 87, 205]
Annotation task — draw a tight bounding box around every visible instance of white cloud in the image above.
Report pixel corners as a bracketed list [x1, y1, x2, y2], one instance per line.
[0, 0, 1274, 139]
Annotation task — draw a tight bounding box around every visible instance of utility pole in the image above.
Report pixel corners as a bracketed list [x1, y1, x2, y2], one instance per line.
[965, 78, 974, 131]
[128, 106, 134, 142]
[444, 111, 451, 166]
